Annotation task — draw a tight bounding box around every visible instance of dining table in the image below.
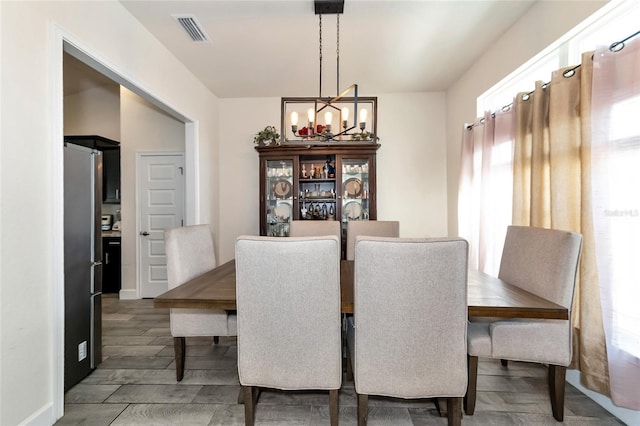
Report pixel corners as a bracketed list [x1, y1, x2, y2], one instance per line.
[154, 259, 568, 320]
[154, 258, 568, 412]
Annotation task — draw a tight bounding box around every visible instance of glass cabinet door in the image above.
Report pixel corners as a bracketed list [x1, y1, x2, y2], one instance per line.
[265, 159, 293, 236]
[340, 158, 371, 223]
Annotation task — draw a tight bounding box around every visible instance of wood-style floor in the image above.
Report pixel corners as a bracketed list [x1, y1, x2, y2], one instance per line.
[56, 294, 623, 425]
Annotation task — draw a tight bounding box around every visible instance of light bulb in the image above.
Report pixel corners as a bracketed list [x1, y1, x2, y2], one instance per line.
[359, 108, 368, 122]
[307, 108, 315, 123]
[290, 111, 298, 126]
[325, 111, 333, 125]
[341, 107, 349, 122]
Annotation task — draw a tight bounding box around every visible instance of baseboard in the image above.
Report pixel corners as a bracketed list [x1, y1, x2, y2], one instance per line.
[118, 288, 138, 300]
[19, 401, 53, 426]
[567, 369, 639, 425]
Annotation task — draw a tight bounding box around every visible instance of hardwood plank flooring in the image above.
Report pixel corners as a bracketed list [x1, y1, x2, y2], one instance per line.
[56, 295, 624, 425]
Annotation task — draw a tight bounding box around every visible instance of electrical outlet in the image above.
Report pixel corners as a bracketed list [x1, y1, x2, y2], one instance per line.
[78, 341, 87, 362]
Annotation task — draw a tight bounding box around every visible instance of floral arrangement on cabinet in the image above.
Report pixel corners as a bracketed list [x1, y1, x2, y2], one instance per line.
[253, 125, 281, 146]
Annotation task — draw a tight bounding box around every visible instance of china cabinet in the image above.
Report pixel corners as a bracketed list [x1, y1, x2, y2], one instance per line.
[256, 143, 380, 255]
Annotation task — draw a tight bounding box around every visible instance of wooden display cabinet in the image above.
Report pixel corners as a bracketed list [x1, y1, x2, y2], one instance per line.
[256, 143, 380, 254]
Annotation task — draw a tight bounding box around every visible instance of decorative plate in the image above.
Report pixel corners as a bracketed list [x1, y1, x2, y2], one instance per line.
[343, 178, 362, 197]
[343, 201, 362, 220]
[273, 201, 291, 220]
[273, 179, 292, 198]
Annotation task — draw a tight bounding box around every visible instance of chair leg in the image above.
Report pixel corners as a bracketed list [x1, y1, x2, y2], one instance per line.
[464, 355, 478, 415]
[329, 389, 339, 426]
[243, 386, 255, 426]
[357, 393, 368, 426]
[500, 359, 508, 367]
[213, 336, 219, 344]
[346, 348, 354, 382]
[447, 397, 462, 426]
[173, 337, 186, 382]
[549, 364, 566, 421]
[434, 398, 447, 417]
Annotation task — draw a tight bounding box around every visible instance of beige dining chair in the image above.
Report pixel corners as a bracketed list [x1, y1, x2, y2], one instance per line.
[235, 235, 342, 426]
[465, 225, 582, 421]
[289, 220, 341, 238]
[345, 220, 399, 260]
[346, 236, 469, 426]
[164, 225, 237, 381]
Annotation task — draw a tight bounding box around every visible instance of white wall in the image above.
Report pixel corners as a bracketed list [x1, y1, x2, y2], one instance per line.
[217, 92, 449, 262]
[376, 92, 448, 237]
[218, 97, 278, 263]
[119, 87, 185, 298]
[445, 0, 608, 235]
[0, 2, 218, 424]
[64, 84, 120, 141]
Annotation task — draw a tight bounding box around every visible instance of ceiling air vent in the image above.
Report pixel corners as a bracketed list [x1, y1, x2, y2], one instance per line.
[173, 14, 210, 42]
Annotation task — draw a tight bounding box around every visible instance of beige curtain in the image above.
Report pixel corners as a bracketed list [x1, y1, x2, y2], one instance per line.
[511, 52, 610, 394]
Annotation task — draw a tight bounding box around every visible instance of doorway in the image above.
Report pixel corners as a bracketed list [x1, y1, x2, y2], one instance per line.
[55, 36, 199, 420]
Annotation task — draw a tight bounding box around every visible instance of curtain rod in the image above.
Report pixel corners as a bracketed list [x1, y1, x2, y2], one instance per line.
[466, 28, 640, 131]
[610, 29, 640, 52]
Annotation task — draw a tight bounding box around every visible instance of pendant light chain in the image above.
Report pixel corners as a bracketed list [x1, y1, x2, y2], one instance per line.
[319, 14, 323, 98]
[336, 14, 340, 97]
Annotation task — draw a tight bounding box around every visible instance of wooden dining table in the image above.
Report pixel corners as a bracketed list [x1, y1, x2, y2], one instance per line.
[154, 259, 568, 320]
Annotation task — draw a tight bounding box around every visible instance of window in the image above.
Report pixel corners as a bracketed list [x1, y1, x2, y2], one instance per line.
[603, 95, 640, 358]
[478, 0, 640, 116]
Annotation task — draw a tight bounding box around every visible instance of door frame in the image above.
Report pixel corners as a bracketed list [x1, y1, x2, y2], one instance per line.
[51, 25, 199, 421]
[135, 151, 186, 299]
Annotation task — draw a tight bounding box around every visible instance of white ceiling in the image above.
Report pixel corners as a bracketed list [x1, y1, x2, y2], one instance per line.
[117, 0, 538, 99]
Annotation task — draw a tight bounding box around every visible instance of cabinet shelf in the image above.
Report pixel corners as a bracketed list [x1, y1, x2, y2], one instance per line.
[301, 198, 336, 202]
[299, 178, 336, 182]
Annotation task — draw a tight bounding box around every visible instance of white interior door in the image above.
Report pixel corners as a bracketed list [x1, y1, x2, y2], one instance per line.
[138, 153, 185, 298]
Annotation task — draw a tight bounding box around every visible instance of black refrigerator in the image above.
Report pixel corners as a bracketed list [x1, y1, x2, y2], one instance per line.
[64, 143, 103, 391]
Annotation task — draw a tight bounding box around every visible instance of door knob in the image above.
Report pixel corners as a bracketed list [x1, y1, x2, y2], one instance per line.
[140, 231, 150, 236]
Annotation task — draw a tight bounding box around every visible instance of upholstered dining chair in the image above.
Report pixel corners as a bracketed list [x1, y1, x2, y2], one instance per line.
[235, 235, 342, 426]
[164, 225, 237, 381]
[345, 220, 399, 260]
[346, 236, 469, 426]
[465, 225, 582, 422]
[289, 220, 341, 238]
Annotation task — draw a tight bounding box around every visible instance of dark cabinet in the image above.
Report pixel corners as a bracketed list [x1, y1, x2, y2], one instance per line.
[102, 237, 121, 294]
[64, 135, 120, 204]
[256, 143, 380, 244]
[102, 149, 120, 203]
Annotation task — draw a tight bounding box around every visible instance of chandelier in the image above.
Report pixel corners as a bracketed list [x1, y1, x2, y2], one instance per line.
[281, 0, 377, 143]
